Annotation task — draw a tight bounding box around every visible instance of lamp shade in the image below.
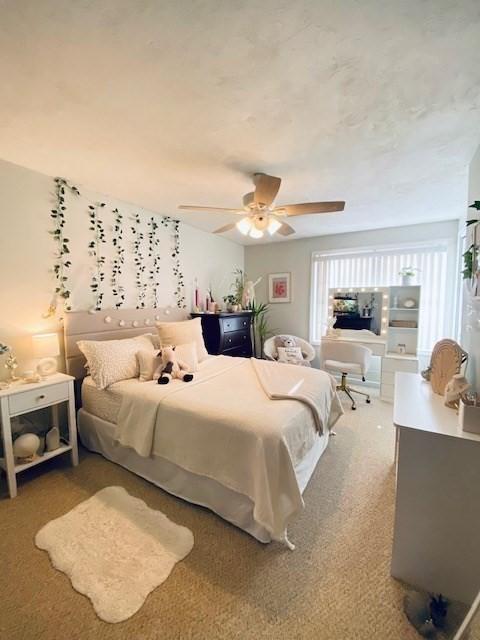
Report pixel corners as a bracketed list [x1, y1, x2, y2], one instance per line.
[32, 333, 60, 358]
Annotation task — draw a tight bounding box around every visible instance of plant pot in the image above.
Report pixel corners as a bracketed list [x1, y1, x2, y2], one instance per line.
[401, 275, 413, 286]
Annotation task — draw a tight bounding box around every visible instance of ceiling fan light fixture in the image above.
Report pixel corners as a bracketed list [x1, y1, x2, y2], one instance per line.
[249, 227, 264, 239]
[267, 217, 282, 235]
[236, 217, 252, 235]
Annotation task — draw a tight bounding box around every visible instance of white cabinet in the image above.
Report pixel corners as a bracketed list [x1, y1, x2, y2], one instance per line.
[380, 355, 418, 402]
[392, 373, 480, 604]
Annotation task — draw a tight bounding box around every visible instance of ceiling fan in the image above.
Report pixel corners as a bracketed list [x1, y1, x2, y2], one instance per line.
[178, 173, 345, 239]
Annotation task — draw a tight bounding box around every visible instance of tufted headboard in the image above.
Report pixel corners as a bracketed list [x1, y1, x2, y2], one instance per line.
[63, 307, 187, 380]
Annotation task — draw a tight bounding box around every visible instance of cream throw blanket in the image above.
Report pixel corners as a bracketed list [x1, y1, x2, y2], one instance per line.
[114, 356, 343, 544]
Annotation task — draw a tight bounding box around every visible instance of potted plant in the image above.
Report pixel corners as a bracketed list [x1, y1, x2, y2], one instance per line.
[399, 266, 419, 286]
[222, 294, 237, 312]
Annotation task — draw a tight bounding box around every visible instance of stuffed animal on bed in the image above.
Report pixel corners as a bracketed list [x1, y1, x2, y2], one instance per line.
[274, 335, 309, 367]
[153, 345, 194, 385]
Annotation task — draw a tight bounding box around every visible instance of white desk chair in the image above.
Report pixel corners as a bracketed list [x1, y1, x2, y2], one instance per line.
[264, 335, 315, 366]
[320, 340, 372, 410]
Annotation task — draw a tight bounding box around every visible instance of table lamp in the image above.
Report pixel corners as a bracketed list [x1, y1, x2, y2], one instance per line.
[32, 333, 60, 378]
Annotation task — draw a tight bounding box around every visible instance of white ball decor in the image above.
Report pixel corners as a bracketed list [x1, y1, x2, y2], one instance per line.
[132, 320, 139, 328]
[104, 316, 112, 324]
[118, 320, 126, 327]
[13, 433, 40, 460]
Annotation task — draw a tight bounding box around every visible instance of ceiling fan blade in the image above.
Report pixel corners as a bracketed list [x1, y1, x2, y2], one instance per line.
[278, 201, 345, 216]
[253, 173, 281, 207]
[277, 222, 296, 236]
[178, 205, 244, 214]
[213, 223, 237, 234]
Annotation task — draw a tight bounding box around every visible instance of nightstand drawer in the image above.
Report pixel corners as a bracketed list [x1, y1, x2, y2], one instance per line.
[8, 382, 70, 416]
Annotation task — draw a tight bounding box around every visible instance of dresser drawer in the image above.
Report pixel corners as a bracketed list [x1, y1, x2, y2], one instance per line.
[224, 345, 252, 358]
[8, 382, 70, 416]
[382, 357, 418, 374]
[223, 329, 250, 350]
[221, 316, 250, 333]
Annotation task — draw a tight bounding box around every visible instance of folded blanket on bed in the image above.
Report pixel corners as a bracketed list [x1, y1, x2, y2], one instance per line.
[251, 358, 342, 433]
[113, 356, 342, 544]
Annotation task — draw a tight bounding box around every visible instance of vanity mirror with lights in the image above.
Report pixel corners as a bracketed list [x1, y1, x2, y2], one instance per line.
[322, 285, 421, 402]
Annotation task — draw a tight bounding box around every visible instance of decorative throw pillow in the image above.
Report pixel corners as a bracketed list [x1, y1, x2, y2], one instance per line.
[277, 346, 303, 365]
[78, 335, 154, 389]
[174, 342, 198, 372]
[136, 349, 163, 382]
[156, 318, 208, 362]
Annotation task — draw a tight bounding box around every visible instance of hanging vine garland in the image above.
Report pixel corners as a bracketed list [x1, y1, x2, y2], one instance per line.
[44, 177, 80, 317]
[131, 213, 147, 309]
[148, 217, 161, 308]
[111, 208, 125, 309]
[171, 219, 186, 309]
[88, 202, 107, 310]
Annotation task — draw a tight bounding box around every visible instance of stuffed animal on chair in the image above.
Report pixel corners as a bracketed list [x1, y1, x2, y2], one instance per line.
[154, 345, 194, 385]
[274, 335, 308, 367]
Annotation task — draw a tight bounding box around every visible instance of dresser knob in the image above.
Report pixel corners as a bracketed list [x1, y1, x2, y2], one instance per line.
[37, 394, 46, 401]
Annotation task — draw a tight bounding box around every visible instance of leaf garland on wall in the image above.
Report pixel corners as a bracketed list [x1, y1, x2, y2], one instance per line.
[148, 217, 161, 307]
[111, 208, 125, 308]
[88, 202, 107, 311]
[45, 177, 187, 313]
[171, 219, 186, 309]
[131, 213, 147, 309]
[44, 177, 80, 317]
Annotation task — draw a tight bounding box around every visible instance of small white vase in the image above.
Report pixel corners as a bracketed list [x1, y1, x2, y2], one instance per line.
[401, 275, 413, 286]
[46, 426, 60, 451]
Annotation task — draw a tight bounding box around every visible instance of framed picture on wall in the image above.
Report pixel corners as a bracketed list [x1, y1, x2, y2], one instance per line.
[268, 272, 291, 303]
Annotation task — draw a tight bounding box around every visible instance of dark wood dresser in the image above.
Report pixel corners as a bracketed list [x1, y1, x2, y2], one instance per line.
[191, 311, 253, 357]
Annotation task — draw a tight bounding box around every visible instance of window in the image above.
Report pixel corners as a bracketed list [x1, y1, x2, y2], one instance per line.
[310, 241, 454, 355]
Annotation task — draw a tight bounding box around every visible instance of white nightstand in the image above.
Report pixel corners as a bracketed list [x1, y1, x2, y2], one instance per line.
[0, 373, 79, 498]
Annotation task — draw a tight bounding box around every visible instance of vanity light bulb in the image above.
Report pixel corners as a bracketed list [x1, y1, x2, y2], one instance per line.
[374, 287, 379, 292]
[383, 294, 388, 300]
[382, 317, 387, 324]
[381, 329, 387, 335]
[267, 218, 282, 235]
[382, 306, 387, 311]
[249, 227, 264, 239]
[236, 217, 252, 236]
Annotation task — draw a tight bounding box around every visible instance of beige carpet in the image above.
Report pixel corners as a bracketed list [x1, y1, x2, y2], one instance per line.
[1, 391, 421, 639]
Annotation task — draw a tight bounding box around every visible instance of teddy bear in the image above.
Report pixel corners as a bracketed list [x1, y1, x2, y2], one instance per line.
[153, 345, 194, 385]
[274, 335, 309, 367]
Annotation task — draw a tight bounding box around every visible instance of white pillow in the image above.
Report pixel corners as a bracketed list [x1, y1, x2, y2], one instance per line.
[277, 346, 303, 364]
[174, 342, 198, 372]
[156, 318, 208, 362]
[78, 335, 154, 389]
[136, 342, 198, 382]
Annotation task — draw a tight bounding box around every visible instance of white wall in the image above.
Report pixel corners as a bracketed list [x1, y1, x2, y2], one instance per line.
[0, 158, 243, 378]
[245, 220, 459, 371]
[461, 145, 480, 392]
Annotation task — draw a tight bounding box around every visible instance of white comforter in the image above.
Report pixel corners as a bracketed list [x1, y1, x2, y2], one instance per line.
[114, 356, 342, 543]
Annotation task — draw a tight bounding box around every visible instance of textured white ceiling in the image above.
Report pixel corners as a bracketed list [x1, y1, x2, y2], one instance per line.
[1, 0, 479, 245]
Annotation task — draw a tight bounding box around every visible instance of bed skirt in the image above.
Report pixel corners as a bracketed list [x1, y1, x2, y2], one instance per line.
[77, 408, 329, 545]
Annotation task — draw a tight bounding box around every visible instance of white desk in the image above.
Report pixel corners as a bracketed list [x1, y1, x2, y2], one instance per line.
[391, 372, 480, 604]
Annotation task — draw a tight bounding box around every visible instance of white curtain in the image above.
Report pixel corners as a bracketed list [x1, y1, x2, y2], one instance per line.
[310, 243, 450, 354]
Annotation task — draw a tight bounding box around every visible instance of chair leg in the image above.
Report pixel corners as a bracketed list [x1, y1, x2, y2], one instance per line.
[344, 387, 357, 410]
[336, 372, 371, 409]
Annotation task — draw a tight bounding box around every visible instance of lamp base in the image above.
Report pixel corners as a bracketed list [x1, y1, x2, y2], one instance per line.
[36, 357, 58, 378]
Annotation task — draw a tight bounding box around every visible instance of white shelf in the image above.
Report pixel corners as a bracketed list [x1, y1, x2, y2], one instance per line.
[389, 307, 419, 311]
[0, 441, 72, 474]
[389, 326, 418, 331]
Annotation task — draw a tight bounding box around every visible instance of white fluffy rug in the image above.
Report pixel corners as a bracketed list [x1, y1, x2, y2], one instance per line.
[35, 486, 194, 623]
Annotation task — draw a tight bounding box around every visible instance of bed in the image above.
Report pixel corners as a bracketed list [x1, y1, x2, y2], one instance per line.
[65, 308, 342, 548]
